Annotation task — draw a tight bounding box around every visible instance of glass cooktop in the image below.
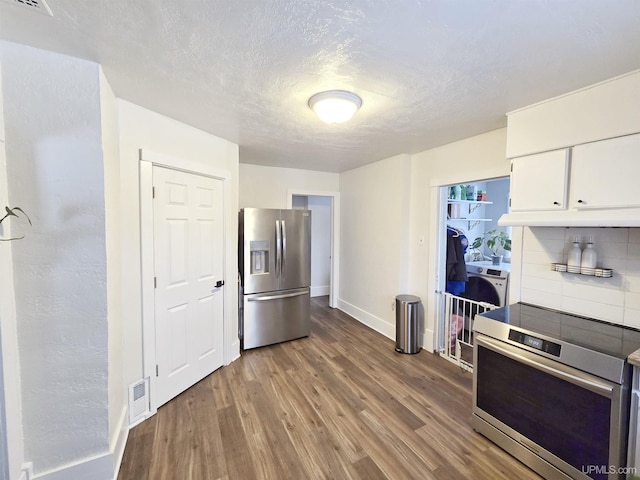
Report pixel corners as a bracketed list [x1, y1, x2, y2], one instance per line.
[476, 302, 640, 362]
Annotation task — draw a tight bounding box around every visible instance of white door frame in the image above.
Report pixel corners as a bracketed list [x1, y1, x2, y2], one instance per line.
[287, 189, 340, 308]
[140, 149, 236, 414]
[428, 186, 449, 353]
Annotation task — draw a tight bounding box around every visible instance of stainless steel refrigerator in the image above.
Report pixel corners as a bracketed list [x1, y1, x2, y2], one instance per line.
[239, 208, 311, 350]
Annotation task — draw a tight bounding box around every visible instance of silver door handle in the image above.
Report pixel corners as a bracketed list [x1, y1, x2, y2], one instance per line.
[476, 335, 615, 397]
[281, 219, 286, 277]
[247, 290, 308, 302]
[275, 220, 281, 275]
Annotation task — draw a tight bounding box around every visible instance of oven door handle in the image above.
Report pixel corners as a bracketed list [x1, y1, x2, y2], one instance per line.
[476, 335, 615, 398]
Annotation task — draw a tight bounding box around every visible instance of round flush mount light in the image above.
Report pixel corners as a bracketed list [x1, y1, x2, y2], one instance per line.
[308, 90, 362, 124]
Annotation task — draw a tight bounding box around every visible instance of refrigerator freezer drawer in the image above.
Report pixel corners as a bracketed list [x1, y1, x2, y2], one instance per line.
[242, 287, 310, 350]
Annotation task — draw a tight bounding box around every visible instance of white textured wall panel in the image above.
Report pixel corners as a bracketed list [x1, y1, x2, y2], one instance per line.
[0, 41, 109, 475]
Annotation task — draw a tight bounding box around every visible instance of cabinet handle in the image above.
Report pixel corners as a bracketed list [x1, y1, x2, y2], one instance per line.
[577, 199, 584, 204]
[553, 201, 560, 206]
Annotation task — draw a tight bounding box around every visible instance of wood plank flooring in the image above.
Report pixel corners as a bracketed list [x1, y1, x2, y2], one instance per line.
[118, 297, 541, 480]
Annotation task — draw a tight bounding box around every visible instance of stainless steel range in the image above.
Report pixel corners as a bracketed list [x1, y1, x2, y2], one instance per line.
[472, 303, 640, 480]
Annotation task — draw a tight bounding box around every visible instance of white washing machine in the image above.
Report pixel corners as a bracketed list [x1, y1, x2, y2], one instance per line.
[461, 260, 510, 307]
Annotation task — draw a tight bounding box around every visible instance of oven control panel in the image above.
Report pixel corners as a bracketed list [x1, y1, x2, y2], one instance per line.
[508, 329, 561, 357]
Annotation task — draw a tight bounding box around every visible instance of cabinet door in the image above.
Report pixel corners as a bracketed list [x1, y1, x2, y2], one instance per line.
[572, 133, 640, 209]
[509, 149, 570, 212]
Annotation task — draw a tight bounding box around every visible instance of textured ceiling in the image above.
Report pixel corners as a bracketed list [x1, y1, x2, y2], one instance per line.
[1, 1, 640, 172]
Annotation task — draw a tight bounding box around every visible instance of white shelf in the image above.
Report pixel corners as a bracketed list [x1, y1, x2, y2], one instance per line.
[447, 199, 493, 205]
[449, 218, 492, 222]
[448, 218, 492, 230]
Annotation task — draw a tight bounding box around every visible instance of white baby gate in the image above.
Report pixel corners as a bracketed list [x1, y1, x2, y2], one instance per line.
[439, 292, 497, 372]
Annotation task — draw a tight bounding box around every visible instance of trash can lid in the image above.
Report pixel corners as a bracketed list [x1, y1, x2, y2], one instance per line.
[396, 294, 420, 303]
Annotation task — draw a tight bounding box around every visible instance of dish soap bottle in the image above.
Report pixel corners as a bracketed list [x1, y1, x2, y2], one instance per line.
[580, 236, 597, 275]
[567, 237, 582, 274]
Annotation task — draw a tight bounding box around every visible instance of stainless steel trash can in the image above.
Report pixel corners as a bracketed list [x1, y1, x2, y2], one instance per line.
[395, 295, 421, 354]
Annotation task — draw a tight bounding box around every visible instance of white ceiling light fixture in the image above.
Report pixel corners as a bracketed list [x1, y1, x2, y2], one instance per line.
[308, 90, 362, 124]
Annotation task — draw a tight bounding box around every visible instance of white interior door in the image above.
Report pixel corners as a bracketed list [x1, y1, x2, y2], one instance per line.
[153, 166, 224, 407]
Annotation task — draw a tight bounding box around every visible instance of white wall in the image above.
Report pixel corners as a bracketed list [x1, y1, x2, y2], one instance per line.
[99, 68, 127, 472]
[308, 196, 331, 297]
[1, 42, 110, 476]
[409, 128, 509, 350]
[516, 227, 640, 327]
[0, 56, 25, 480]
[239, 163, 339, 208]
[117, 100, 240, 391]
[339, 154, 412, 339]
[336, 130, 508, 349]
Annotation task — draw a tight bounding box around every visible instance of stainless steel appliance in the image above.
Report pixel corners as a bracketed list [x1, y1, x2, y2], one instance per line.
[473, 303, 640, 480]
[239, 208, 311, 350]
[463, 260, 510, 307]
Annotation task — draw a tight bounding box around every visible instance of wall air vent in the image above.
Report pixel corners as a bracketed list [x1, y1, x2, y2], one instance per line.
[128, 378, 150, 425]
[0, 0, 53, 16]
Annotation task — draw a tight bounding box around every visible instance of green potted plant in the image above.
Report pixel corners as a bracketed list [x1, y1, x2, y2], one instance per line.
[472, 229, 511, 265]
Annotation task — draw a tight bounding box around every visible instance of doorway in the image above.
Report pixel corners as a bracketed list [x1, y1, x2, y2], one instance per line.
[140, 150, 234, 415]
[434, 177, 510, 363]
[287, 190, 340, 308]
[292, 195, 331, 298]
[151, 166, 225, 407]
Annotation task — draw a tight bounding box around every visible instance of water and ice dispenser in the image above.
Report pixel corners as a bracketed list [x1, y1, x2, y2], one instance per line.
[250, 240, 270, 274]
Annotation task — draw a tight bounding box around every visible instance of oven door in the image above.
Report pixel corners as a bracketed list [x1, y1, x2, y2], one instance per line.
[473, 334, 627, 480]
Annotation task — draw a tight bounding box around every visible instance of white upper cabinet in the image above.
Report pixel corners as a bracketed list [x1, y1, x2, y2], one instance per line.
[501, 70, 640, 226]
[500, 134, 640, 226]
[571, 133, 640, 210]
[509, 149, 569, 212]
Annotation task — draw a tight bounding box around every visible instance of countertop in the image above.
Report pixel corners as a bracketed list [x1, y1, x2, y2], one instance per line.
[628, 349, 640, 367]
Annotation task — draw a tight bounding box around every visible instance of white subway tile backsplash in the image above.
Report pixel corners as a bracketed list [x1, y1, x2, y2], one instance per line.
[627, 292, 640, 311]
[521, 288, 562, 310]
[627, 275, 640, 293]
[522, 262, 560, 280]
[524, 226, 565, 241]
[627, 260, 640, 277]
[598, 257, 628, 275]
[561, 296, 624, 324]
[629, 243, 640, 260]
[625, 308, 640, 329]
[522, 249, 563, 265]
[520, 227, 637, 329]
[562, 282, 624, 306]
[629, 228, 640, 244]
[523, 275, 563, 294]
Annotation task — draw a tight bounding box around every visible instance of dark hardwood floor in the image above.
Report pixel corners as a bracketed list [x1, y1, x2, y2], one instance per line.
[118, 296, 541, 480]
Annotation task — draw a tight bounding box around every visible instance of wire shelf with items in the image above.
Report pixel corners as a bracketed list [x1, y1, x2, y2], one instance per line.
[551, 263, 613, 277]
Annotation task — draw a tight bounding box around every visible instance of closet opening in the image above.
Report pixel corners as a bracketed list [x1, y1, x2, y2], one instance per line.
[435, 177, 511, 370]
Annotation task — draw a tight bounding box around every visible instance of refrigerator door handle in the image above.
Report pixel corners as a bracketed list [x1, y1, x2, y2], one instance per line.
[275, 220, 281, 276]
[247, 290, 309, 302]
[281, 219, 286, 277]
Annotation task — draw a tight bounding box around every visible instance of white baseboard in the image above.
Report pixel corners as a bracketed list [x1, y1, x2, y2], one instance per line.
[337, 298, 394, 341]
[112, 406, 129, 480]
[423, 328, 435, 352]
[32, 453, 113, 480]
[19, 462, 33, 480]
[226, 339, 241, 364]
[311, 285, 330, 297]
[337, 299, 434, 352]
